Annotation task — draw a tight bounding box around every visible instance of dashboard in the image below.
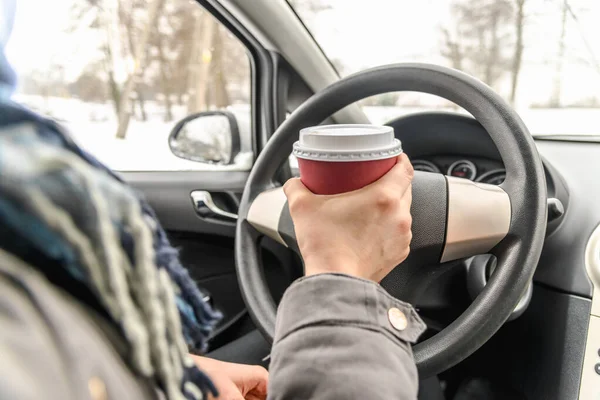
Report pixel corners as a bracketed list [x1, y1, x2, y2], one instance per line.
[387, 112, 512, 188]
[412, 156, 505, 185]
[385, 112, 569, 233]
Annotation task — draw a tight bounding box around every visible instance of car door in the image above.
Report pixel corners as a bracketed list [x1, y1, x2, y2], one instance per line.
[10, 0, 297, 357]
[96, 2, 301, 354]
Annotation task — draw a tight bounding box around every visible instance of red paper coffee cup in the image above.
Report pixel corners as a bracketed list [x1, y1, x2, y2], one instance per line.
[293, 125, 402, 195]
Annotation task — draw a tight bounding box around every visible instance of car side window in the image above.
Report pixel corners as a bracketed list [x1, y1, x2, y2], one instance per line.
[7, 0, 252, 171]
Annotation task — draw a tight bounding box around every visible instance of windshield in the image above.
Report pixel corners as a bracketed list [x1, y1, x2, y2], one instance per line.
[289, 0, 600, 136]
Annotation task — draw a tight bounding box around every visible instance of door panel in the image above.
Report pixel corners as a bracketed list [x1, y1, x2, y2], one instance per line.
[170, 231, 246, 347]
[123, 171, 248, 237]
[125, 172, 299, 350]
[125, 172, 246, 343]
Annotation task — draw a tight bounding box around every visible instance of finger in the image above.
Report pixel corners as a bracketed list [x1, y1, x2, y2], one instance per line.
[245, 392, 267, 400]
[372, 154, 413, 196]
[394, 153, 414, 182]
[245, 396, 265, 400]
[401, 184, 413, 246]
[283, 177, 315, 216]
[246, 366, 269, 397]
[402, 179, 413, 205]
[401, 153, 415, 178]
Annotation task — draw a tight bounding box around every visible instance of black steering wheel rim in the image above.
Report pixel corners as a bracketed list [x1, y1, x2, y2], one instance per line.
[235, 63, 547, 377]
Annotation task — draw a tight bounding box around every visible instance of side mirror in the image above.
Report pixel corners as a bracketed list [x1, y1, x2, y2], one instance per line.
[168, 111, 241, 165]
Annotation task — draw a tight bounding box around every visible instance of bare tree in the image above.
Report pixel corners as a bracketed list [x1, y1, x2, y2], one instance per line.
[187, 10, 217, 113]
[115, 0, 163, 138]
[510, 0, 526, 105]
[168, 6, 197, 107]
[103, 42, 122, 117]
[441, 0, 514, 90]
[441, 27, 464, 70]
[66, 2, 120, 115]
[67, 0, 159, 130]
[69, 64, 109, 102]
[210, 27, 231, 108]
[155, 33, 174, 122]
[484, 2, 510, 83]
[52, 0, 251, 129]
[550, 0, 568, 107]
[121, 0, 151, 122]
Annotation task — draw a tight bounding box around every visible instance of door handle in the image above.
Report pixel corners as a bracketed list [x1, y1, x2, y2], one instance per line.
[191, 191, 238, 221]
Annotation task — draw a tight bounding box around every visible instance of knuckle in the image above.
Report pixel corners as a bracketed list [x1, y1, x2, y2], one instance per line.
[375, 188, 397, 209]
[405, 161, 415, 180]
[389, 163, 413, 187]
[400, 232, 412, 262]
[398, 214, 412, 233]
[401, 163, 414, 183]
[283, 179, 297, 198]
[288, 192, 310, 214]
[253, 365, 268, 377]
[400, 245, 411, 262]
[406, 230, 413, 246]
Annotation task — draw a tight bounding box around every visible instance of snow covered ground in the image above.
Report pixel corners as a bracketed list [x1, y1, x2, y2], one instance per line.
[14, 94, 254, 172]
[11, 95, 600, 172]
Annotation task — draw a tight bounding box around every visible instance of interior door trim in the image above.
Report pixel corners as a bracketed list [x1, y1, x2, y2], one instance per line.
[123, 171, 248, 237]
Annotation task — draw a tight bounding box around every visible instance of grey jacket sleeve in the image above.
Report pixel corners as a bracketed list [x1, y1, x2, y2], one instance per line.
[0, 251, 159, 400]
[268, 273, 426, 400]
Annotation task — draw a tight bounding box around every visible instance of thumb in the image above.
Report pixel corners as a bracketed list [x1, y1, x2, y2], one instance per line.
[373, 153, 413, 196]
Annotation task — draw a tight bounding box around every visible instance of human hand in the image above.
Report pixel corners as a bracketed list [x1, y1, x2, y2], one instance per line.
[283, 154, 414, 282]
[190, 355, 268, 400]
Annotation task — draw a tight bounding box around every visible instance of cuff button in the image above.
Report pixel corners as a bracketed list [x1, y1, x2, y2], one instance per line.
[388, 307, 408, 331]
[88, 377, 107, 400]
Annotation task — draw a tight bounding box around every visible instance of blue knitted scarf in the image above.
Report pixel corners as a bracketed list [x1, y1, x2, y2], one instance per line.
[0, 99, 222, 400]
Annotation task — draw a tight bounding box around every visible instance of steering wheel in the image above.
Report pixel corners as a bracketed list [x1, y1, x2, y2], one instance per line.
[235, 64, 547, 377]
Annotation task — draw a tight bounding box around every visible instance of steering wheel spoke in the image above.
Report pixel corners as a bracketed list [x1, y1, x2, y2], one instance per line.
[441, 176, 511, 262]
[384, 173, 511, 302]
[245, 186, 300, 253]
[246, 187, 288, 246]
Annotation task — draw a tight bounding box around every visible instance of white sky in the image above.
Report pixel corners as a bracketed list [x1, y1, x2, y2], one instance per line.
[6, 0, 103, 81]
[5, 0, 600, 107]
[291, 0, 600, 107]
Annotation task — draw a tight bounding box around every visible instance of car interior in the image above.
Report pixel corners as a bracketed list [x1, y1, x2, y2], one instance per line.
[10, 0, 600, 399]
[125, 2, 599, 399]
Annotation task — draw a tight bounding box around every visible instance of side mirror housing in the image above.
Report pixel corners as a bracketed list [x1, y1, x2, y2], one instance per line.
[168, 111, 241, 165]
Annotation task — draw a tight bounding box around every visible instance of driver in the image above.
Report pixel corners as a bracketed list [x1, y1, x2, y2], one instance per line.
[0, 2, 423, 400]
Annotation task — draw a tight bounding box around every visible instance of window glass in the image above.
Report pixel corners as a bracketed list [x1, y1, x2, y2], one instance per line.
[289, 0, 600, 136]
[6, 0, 252, 171]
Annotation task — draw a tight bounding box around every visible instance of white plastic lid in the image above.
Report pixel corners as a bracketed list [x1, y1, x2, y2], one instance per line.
[293, 124, 402, 162]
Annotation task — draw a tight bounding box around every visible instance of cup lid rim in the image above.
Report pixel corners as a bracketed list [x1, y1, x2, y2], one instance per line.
[295, 124, 401, 162]
[293, 139, 402, 162]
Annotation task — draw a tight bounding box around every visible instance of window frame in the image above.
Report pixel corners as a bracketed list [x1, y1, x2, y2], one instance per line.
[197, 0, 277, 162]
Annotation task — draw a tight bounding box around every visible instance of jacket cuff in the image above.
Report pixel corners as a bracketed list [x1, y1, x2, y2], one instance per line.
[274, 273, 426, 345]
